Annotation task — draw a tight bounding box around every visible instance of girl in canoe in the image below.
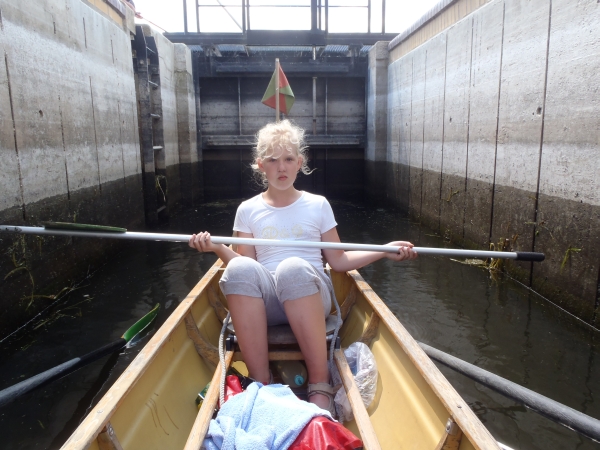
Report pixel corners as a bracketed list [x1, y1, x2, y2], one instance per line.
[189, 119, 417, 414]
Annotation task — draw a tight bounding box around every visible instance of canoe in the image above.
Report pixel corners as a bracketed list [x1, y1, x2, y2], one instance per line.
[61, 258, 501, 450]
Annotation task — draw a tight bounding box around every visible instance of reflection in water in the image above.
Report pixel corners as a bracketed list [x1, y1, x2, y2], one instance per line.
[0, 199, 598, 449]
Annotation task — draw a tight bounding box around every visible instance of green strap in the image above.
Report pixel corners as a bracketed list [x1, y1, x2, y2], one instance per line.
[42, 222, 127, 233]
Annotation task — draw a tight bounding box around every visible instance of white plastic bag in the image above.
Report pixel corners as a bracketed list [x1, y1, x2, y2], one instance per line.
[331, 342, 378, 423]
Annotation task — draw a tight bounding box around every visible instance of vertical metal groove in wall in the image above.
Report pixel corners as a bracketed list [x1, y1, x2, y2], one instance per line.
[408, 58, 414, 210]
[89, 76, 102, 191]
[593, 265, 600, 325]
[488, 1, 506, 247]
[438, 36, 449, 233]
[58, 96, 71, 201]
[462, 18, 475, 240]
[530, 0, 553, 287]
[5, 53, 27, 220]
[419, 51, 428, 222]
[117, 101, 126, 184]
[325, 78, 328, 135]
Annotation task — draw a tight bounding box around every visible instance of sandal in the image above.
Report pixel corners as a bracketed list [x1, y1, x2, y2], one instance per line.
[307, 382, 339, 417]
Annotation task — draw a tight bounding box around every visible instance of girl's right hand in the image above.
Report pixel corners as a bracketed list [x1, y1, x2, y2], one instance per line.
[385, 241, 418, 262]
[188, 231, 220, 253]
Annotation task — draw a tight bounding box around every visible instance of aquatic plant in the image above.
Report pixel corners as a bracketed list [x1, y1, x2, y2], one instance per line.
[560, 247, 582, 272]
[155, 175, 167, 202]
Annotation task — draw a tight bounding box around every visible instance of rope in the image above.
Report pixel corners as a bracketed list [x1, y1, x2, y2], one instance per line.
[218, 312, 231, 408]
[326, 267, 342, 371]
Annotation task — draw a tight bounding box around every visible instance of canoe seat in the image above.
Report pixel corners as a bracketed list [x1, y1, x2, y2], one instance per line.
[227, 314, 340, 345]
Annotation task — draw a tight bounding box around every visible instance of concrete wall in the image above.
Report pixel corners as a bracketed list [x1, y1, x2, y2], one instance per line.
[0, 0, 144, 335]
[365, 42, 389, 203]
[384, 0, 600, 325]
[200, 75, 366, 201]
[174, 43, 201, 207]
[0, 0, 199, 337]
[389, 0, 491, 61]
[141, 27, 200, 210]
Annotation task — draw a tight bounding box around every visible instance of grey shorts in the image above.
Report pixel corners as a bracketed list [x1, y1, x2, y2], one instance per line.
[218, 256, 333, 326]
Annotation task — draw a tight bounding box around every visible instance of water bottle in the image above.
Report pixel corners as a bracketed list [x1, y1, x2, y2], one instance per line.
[273, 360, 307, 388]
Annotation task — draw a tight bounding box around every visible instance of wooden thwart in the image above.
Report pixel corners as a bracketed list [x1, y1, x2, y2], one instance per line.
[184, 350, 234, 450]
[434, 419, 463, 450]
[233, 350, 304, 361]
[334, 348, 382, 450]
[97, 423, 123, 450]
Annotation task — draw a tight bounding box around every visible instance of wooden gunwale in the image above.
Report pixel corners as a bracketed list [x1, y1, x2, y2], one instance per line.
[183, 350, 234, 450]
[60, 261, 225, 449]
[334, 348, 382, 450]
[345, 269, 500, 450]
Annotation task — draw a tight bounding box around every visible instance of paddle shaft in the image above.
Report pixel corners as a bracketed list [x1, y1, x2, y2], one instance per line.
[419, 342, 600, 442]
[0, 304, 159, 408]
[0, 338, 125, 408]
[0, 226, 544, 261]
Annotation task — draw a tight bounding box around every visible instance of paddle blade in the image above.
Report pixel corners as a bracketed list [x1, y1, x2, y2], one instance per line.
[122, 304, 160, 342]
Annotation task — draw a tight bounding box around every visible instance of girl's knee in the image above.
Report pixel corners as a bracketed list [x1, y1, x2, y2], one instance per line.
[275, 257, 312, 283]
[219, 256, 267, 298]
[222, 256, 262, 280]
[275, 258, 324, 303]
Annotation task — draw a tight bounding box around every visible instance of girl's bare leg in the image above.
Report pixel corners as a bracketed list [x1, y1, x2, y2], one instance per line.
[227, 294, 270, 384]
[283, 292, 330, 409]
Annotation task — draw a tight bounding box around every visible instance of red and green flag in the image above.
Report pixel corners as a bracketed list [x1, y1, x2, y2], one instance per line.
[261, 65, 295, 114]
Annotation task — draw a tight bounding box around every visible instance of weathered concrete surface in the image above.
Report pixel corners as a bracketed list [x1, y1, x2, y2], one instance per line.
[203, 147, 364, 202]
[386, 53, 412, 210]
[439, 16, 473, 243]
[463, 1, 504, 249]
[174, 43, 201, 207]
[326, 77, 365, 135]
[492, 0, 551, 283]
[143, 27, 182, 211]
[199, 75, 357, 139]
[0, 0, 144, 336]
[383, 0, 600, 325]
[420, 34, 447, 232]
[365, 42, 389, 204]
[200, 78, 240, 135]
[200, 73, 366, 201]
[408, 46, 426, 220]
[0, 50, 22, 218]
[532, 0, 600, 322]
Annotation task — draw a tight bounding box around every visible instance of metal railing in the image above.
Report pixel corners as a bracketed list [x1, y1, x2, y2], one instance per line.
[181, 0, 388, 34]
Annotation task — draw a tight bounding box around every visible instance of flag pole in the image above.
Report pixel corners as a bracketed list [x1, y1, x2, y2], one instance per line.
[275, 58, 280, 122]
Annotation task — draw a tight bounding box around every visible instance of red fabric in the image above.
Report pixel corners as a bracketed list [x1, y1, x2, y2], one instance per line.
[219, 375, 243, 407]
[289, 416, 363, 450]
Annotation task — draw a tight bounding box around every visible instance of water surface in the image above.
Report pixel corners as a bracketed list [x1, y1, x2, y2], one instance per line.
[0, 199, 598, 449]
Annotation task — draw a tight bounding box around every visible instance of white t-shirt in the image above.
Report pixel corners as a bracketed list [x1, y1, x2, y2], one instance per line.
[233, 191, 337, 272]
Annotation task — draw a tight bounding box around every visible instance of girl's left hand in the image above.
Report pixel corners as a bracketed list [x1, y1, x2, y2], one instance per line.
[385, 241, 418, 262]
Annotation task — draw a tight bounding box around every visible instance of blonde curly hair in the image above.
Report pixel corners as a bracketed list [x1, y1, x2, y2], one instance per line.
[251, 120, 313, 187]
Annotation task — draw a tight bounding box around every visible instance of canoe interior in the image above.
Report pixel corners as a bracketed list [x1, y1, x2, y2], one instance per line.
[77, 260, 482, 450]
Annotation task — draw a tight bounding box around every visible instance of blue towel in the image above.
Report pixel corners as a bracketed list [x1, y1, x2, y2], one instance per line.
[202, 383, 331, 450]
